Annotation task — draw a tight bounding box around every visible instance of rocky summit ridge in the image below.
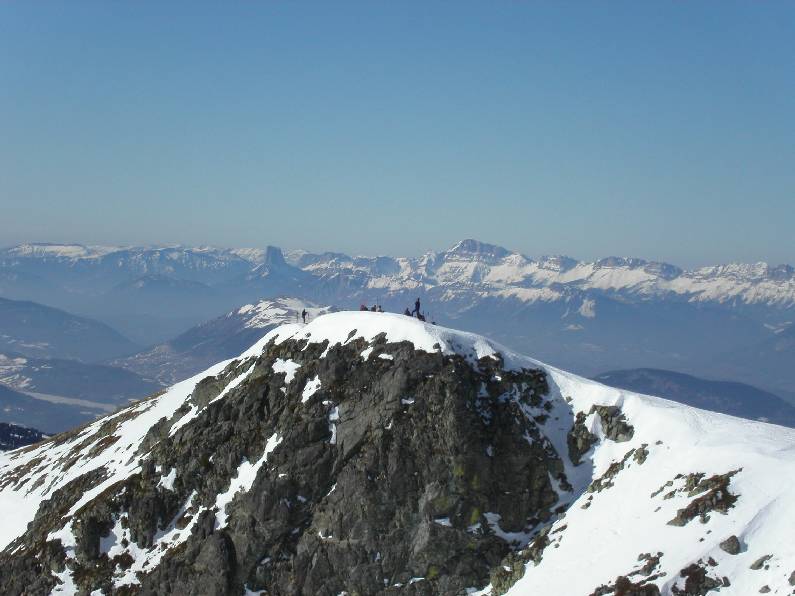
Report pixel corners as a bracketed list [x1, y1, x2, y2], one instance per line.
[0, 312, 794, 595]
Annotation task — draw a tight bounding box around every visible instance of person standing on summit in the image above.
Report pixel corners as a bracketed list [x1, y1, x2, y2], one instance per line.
[413, 297, 421, 317]
[301, 309, 307, 324]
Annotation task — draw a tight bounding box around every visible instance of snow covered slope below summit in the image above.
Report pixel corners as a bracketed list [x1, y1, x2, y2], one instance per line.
[232, 297, 331, 330]
[502, 371, 795, 596]
[262, 311, 507, 364]
[0, 312, 794, 594]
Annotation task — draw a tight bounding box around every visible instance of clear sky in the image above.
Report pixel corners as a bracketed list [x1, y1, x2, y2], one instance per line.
[1, 2, 793, 266]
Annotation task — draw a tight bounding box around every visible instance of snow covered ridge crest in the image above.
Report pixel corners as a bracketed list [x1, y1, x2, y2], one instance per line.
[230, 297, 333, 330]
[0, 312, 793, 595]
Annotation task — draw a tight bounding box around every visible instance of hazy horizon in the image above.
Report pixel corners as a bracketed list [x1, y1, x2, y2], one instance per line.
[2, 237, 793, 270]
[2, 2, 793, 267]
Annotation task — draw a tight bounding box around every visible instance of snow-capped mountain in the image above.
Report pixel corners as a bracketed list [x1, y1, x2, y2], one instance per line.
[112, 298, 334, 385]
[3, 240, 794, 310]
[2, 240, 794, 395]
[0, 312, 793, 595]
[285, 239, 795, 310]
[1, 243, 258, 280]
[0, 245, 266, 344]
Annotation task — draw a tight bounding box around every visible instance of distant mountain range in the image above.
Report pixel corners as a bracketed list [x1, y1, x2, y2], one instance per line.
[593, 368, 795, 427]
[1, 240, 793, 398]
[3, 239, 794, 316]
[0, 296, 139, 361]
[0, 296, 158, 430]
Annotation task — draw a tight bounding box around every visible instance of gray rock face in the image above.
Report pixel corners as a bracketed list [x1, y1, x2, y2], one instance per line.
[719, 535, 741, 555]
[666, 471, 740, 527]
[591, 405, 635, 443]
[567, 411, 598, 466]
[671, 562, 723, 595]
[750, 554, 773, 571]
[0, 334, 570, 595]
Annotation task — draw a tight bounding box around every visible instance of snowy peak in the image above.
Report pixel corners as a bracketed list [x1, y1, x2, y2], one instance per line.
[266, 311, 508, 364]
[231, 297, 333, 330]
[534, 255, 579, 273]
[2, 312, 794, 595]
[5, 243, 121, 260]
[693, 261, 795, 282]
[594, 256, 682, 279]
[445, 239, 511, 260]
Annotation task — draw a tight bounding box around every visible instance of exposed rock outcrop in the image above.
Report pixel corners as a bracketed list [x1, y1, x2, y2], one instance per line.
[0, 332, 569, 595]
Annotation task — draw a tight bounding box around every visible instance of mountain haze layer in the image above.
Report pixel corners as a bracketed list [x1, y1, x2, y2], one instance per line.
[0, 382, 110, 434]
[112, 298, 334, 385]
[0, 297, 139, 362]
[0, 352, 159, 404]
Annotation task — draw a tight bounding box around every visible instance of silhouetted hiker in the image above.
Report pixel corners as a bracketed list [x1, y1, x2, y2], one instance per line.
[371, 305, 377, 312]
[360, 304, 368, 311]
[301, 309, 307, 324]
[377, 305, 383, 313]
[413, 298, 421, 317]
[404, 308, 412, 316]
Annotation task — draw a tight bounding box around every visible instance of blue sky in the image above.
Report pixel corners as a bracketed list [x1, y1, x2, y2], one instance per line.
[1, 2, 793, 266]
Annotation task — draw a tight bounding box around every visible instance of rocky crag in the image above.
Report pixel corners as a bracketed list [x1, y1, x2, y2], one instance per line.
[0, 312, 794, 595]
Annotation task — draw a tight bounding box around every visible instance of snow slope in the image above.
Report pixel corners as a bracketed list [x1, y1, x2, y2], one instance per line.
[232, 297, 331, 329]
[505, 372, 795, 595]
[1, 312, 794, 594]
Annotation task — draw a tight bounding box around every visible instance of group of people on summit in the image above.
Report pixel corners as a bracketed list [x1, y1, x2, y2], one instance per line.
[301, 298, 429, 325]
[360, 304, 384, 313]
[403, 297, 425, 321]
[358, 297, 429, 322]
